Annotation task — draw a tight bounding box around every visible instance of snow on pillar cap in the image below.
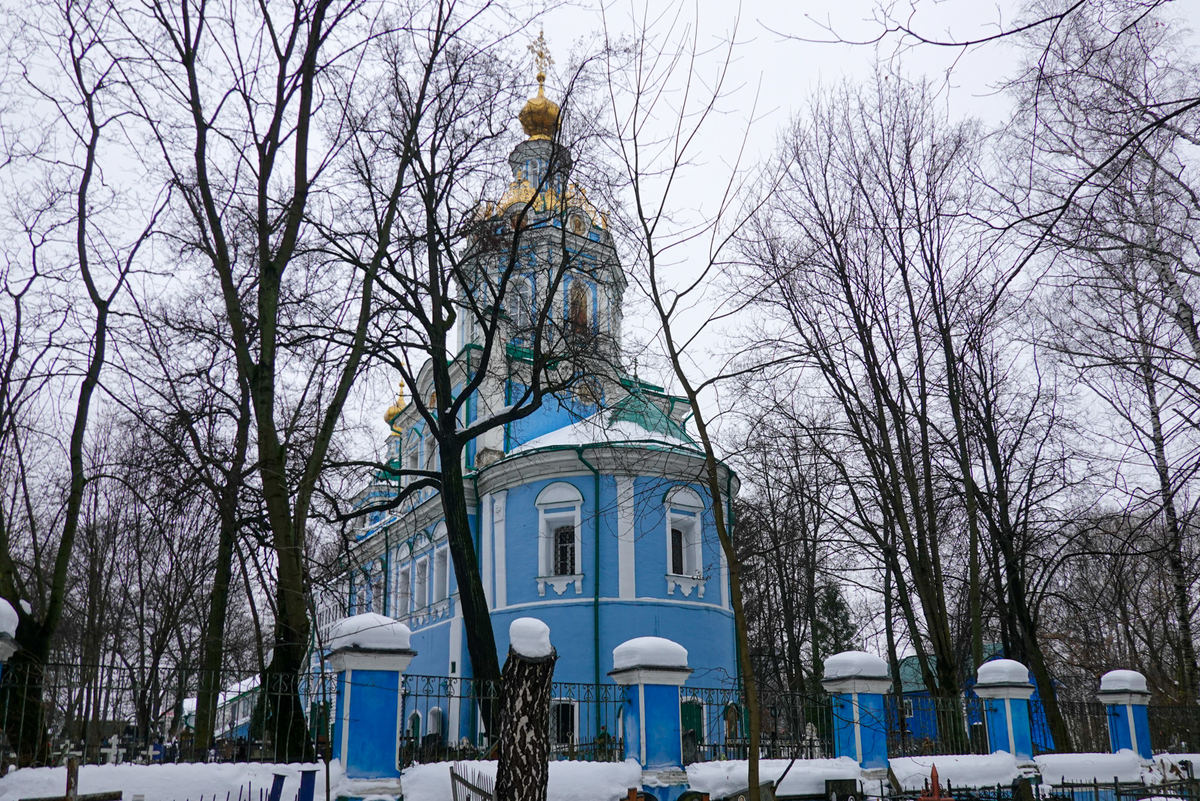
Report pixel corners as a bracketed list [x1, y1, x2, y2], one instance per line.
[976, 658, 1033, 687]
[328, 613, 412, 652]
[612, 637, 689, 671]
[509, 617, 554, 659]
[0, 598, 17, 639]
[1099, 669, 1149, 695]
[823, 651, 889, 681]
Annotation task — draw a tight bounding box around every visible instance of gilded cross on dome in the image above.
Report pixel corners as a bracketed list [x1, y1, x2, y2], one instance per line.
[528, 30, 553, 82]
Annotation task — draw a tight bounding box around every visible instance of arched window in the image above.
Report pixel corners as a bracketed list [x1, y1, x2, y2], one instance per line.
[665, 487, 705, 596]
[404, 432, 420, 486]
[511, 277, 533, 335]
[535, 482, 584, 597]
[568, 281, 589, 337]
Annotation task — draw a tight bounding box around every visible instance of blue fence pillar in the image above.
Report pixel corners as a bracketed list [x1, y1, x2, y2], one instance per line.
[609, 636, 693, 801]
[327, 614, 415, 800]
[974, 659, 1035, 762]
[1097, 669, 1151, 760]
[821, 651, 891, 772]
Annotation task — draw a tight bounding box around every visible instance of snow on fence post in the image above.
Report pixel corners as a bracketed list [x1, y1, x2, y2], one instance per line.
[1096, 670, 1151, 760]
[821, 651, 891, 772]
[609, 636, 694, 801]
[974, 659, 1035, 762]
[326, 613, 415, 795]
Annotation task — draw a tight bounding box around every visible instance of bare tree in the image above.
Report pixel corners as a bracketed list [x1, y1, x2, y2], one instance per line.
[0, 0, 158, 763]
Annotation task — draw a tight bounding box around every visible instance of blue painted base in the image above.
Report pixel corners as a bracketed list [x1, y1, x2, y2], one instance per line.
[640, 783, 692, 801]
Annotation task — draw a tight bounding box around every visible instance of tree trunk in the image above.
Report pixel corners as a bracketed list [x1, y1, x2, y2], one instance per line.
[192, 504, 239, 754]
[440, 437, 502, 731]
[495, 645, 556, 801]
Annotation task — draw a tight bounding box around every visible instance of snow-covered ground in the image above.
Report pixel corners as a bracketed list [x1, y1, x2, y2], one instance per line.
[0, 751, 1193, 801]
[0, 761, 342, 801]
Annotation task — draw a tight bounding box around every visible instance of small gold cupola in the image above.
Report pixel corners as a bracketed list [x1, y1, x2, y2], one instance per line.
[518, 31, 559, 141]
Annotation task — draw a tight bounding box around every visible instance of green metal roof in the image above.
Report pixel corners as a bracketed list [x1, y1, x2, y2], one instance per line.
[607, 391, 694, 444]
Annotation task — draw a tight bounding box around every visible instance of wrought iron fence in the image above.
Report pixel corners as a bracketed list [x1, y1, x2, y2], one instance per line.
[1149, 704, 1200, 754]
[1030, 700, 1111, 755]
[885, 694, 990, 757]
[0, 661, 333, 768]
[676, 687, 834, 763]
[397, 674, 624, 766]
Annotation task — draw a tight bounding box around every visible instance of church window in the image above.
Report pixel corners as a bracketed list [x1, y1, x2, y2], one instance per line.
[568, 281, 589, 337]
[671, 528, 685, 576]
[396, 566, 411, 617]
[433, 548, 449, 602]
[535, 482, 584, 596]
[404, 433, 420, 485]
[549, 700, 576, 747]
[414, 557, 429, 609]
[424, 432, 438, 472]
[372, 561, 385, 615]
[553, 526, 575, 576]
[511, 277, 533, 335]
[665, 487, 705, 596]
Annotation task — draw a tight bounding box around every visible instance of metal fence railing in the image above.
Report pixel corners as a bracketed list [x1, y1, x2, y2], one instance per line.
[0, 661, 333, 768]
[1148, 704, 1200, 754]
[885, 694, 990, 757]
[2, 659, 1198, 770]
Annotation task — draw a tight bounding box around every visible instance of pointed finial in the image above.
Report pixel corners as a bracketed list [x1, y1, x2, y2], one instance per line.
[528, 29, 553, 90]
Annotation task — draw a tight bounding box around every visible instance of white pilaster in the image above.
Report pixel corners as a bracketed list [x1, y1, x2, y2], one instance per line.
[494, 490, 507, 609]
[482, 494, 493, 607]
[617, 476, 636, 599]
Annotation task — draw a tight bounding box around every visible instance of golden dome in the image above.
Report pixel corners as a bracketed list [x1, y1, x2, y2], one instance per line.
[383, 382, 406, 426]
[519, 72, 559, 141]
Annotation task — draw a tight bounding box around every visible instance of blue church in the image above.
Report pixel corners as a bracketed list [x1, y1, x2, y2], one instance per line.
[331, 69, 739, 749]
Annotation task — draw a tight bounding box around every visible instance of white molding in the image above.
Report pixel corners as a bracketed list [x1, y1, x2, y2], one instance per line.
[448, 610, 463, 742]
[609, 666, 693, 687]
[329, 649, 415, 673]
[494, 491, 507, 609]
[975, 683, 1035, 700]
[822, 676, 892, 695]
[537, 574, 583, 597]
[719, 549, 729, 610]
[482, 494, 493, 608]
[666, 574, 705, 598]
[1097, 691, 1150, 706]
[617, 477, 636, 599]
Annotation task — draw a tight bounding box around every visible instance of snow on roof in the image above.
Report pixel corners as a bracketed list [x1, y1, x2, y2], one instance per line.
[612, 637, 688, 671]
[511, 392, 698, 455]
[509, 618, 553, 658]
[976, 659, 1031, 686]
[328, 613, 411, 652]
[1100, 669, 1148, 694]
[0, 598, 17, 638]
[823, 651, 888, 680]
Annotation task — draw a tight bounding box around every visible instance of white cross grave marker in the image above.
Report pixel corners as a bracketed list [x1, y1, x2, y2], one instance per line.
[100, 734, 125, 765]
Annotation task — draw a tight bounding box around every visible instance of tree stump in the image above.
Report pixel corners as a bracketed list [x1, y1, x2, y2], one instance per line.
[494, 644, 557, 801]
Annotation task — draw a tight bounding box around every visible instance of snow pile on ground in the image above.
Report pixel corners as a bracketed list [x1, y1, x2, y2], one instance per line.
[401, 759, 642, 801]
[1036, 751, 1150, 784]
[977, 659, 1031, 686]
[0, 599, 17, 639]
[612, 637, 688, 670]
[688, 757, 864, 797]
[1099, 670, 1148, 694]
[822, 651, 888, 680]
[891, 754, 1021, 791]
[510, 617, 553, 658]
[0, 761, 339, 801]
[327, 613, 410, 651]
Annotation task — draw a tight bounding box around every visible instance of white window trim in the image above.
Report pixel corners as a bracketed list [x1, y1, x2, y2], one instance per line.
[535, 483, 584, 597]
[665, 488, 705, 598]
